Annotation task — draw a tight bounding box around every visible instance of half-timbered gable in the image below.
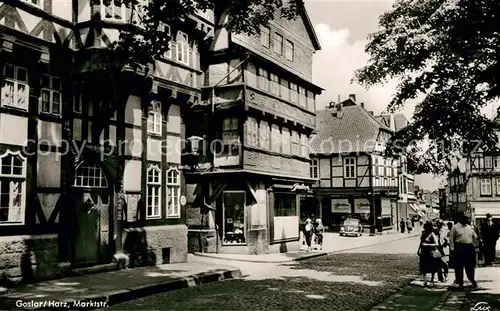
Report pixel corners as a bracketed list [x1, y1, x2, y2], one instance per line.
[0, 0, 214, 281]
[310, 96, 400, 232]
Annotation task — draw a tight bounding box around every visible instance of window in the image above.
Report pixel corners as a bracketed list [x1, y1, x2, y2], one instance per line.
[158, 23, 172, 58]
[392, 167, 397, 177]
[271, 125, 281, 153]
[146, 164, 161, 218]
[222, 117, 239, 145]
[22, 0, 42, 6]
[300, 133, 308, 158]
[258, 68, 269, 91]
[0, 151, 26, 225]
[494, 156, 500, 169]
[344, 157, 356, 178]
[291, 131, 299, 155]
[40, 74, 62, 116]
[102, 0, 126, 21]
[281, 127, 291, 154]
[310, 159, 318, 178]
[375, 177, 380, 187]
[384, 178, 388, 187]
[274, 33, 283, 54]
[392, 178, 397, 187]
[1, 64, 29, 110]
[260, 27, 270, 47]
[480, 178, 492, 196]
[176, 31, 189, 65]
[166, 168, 180, 218]
[289, 83, 298, 103]
[223, 191, 246, 244]
[274, 193, 297, 217]
[378, 164, 384, 176]
[387, 165, 392, 177]
[269, 73, 279, 96]
[73, 91, 82, 113]
[147, 101, 162, 135]
[497, 178, 500, 195]
[485, 156, 493, 169]
[373, 157, 378, 176]
[285, 40, 294, 60]
[73, 163, 107, 188]
[298, 86, 306, 107]
[259, 121, 270, 149]
[245, 117, 259, 147]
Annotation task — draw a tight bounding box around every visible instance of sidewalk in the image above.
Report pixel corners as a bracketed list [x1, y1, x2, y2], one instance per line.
[193, 231, 420, 263]
[0, 261, 242, 310]
[370, 265, 500, 311]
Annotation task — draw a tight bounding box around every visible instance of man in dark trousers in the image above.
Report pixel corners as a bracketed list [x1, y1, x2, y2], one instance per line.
[400, 218, 406, 233]
[481, 213, 499, 266]
[449, 213, 478, 289]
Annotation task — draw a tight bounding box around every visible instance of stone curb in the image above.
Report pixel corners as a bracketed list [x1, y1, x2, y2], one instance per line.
[0, 268, 242, 310]
[193, 233, 421, 264]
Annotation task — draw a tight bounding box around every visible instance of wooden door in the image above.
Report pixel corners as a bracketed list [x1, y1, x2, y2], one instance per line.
[74, 192, 100, 266]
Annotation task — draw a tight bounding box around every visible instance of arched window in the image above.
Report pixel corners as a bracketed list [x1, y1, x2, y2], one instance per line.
[166, 167, 180, 218]
[0, 150, 26, 224]
[73, 163, 107, 188]
[147, 164, 161, 218]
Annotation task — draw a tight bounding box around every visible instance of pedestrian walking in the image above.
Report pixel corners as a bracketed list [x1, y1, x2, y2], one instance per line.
[449, 213, 478, 289]
[400, 218, 406, 234]
[303, 218, 314, 252]
[417, 221, 440, 287]
[435, 220, 449, 282]
[314, 219, 324, 250]
[406, 218, 413, 234]
[480, 213, 499, 266]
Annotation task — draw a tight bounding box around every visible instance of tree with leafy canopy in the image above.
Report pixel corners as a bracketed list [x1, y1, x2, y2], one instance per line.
[354, 0, 500, 175]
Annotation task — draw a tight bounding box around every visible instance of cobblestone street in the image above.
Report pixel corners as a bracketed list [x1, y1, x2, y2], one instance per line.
[107, 236, 421, 311]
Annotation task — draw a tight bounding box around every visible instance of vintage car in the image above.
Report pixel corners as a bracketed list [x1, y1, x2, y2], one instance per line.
[340, 218, 363, 237]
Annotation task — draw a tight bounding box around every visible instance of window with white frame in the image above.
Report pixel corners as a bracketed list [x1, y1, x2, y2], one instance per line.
[176, 31, 189, 65]
[269, 73, 279, 96]
[378, 163, 384, 176]
[384, 178, 388, 187]
[373, 157, 378, 176]
[261, 27, 270, 47]
[166, 168, 180, 218]
[291, 130, 299, 155]
[22, 0, 42, 7]
[158, 23, 172, 58]
[0, 151, 26, 224]
[73, 91, 83, 113]
[485, 156, 493, 169]
[480, 178, 492, 196]
[310, 159, 318, 178]
[298, 86, 306, 107]
[146, 164, 161, 218]
[281, 127, 291, 154]
[147, 101, 162, 135]
[40, 74, 62, 116]
[274, 33, 283, 54]
[497, 178, 500, 195]
[375, 177, 380, 187]
[494, 156, 500, 169]
[1, 64, 29, 110]
[285, 40, 294, 60]
[344, 157, 356, 178]
[102, 0, 126, 21]
[258, 68, 269, 91]
[300, 133, 308, 158]
[222, 117, 239, 145]
[289, 82, 298, 103]
[73, 163, 108, 188]
[387, 165, 392, 177]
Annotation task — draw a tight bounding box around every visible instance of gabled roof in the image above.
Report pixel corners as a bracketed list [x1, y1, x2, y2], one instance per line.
[301, 9, 321, 51]
[310, 104, 392, 155]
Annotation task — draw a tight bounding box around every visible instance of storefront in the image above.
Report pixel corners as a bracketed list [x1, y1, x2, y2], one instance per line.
[330, 198, 352, 229]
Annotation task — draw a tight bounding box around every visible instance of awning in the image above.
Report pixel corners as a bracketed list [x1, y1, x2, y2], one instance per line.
[418, 211, 426, 217]
[409, 204, 419, 212]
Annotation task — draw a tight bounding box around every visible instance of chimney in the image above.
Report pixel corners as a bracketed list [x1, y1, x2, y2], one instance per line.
[360, 102, 364, 109]
[349, 94, 356, 102]
[336, 103, 343, 118]
[368, 111, 373, 115]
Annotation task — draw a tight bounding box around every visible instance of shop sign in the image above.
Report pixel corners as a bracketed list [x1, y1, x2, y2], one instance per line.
[331, 198, 351, 213]
[354, 198, 371, 213]
[291, 183, 309, 192]
[386, 191, 398, 196]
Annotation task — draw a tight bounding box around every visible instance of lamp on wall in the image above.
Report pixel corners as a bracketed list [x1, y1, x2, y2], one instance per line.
[187, 136, 204, 154]
[182, 136, 205, 170]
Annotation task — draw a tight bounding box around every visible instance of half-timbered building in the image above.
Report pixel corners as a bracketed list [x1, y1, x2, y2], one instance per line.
[183, 8, 323, 254]
[0, 0, 213, 281]
[309, 96, 399, 233]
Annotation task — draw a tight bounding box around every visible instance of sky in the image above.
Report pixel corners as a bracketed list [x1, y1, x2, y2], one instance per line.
[304, 0, 446, 190]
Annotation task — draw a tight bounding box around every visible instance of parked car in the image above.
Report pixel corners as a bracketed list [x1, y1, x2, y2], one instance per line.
[340, 218, 363, 237]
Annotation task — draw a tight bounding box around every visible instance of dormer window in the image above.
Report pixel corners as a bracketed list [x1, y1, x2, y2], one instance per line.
[22, 0, 42, 8]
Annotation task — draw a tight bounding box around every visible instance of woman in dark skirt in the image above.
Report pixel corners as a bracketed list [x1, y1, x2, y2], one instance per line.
[418, 221, 440, 287]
